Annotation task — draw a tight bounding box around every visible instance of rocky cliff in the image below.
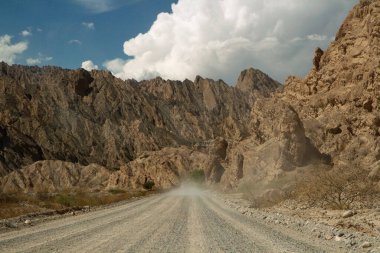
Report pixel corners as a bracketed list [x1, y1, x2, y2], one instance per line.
[281, 0, 380, 177]
[1, 0, 379, 194]
[0, 63, 279, 191]
[219, 0, 380, 196]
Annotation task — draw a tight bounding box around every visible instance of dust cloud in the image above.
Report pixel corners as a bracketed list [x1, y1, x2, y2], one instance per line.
[168, 183, 207, 197]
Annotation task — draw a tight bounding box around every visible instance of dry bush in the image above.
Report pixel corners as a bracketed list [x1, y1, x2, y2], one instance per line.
[294, 165, 378, 209]
[0, 190, 149, 219]
[143, 180, 155, 190]
[189, 169, 206, 183]
[0, 192, 44, 219]
[108, 188, 127, 194]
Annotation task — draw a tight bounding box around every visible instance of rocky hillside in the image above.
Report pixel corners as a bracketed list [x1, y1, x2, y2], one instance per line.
[281, 0, 380, 177]
[1, 0, 379, 195]
[0, 63, 279, 191]
[219, 0, 380, 197]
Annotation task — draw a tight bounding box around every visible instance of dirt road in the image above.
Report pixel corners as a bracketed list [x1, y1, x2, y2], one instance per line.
[0, 186, 344, 252]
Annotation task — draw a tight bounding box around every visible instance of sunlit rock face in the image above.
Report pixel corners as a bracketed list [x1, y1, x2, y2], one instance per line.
[281, 0, 380, 172]
[221, 1, 380, 194]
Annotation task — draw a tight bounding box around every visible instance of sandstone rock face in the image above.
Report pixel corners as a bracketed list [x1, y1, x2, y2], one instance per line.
[236, 68, 281, 106]
[108, 147, 214, 190]
[221, 98, 326, 190]
[138, 76, 254, 140]
[221, 1, 380, 194]
[1, 160, 111, 193]
[0, 63, 279, 192]
[0, 147, 221, 193]
[281, 0, 380, 172]
[1, 1, 378, 194]
[249, 98, 324, 168]
[0, 64, 279, 175]
[369, 160, 380, 181]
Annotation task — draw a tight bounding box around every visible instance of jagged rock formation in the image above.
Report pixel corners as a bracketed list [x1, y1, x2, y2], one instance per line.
[1, 1, 379, 194]
[281, 0, 380, 175]
[236, 68, 280, 96]
[221, 0, 380, 194]
[221, 98, 327, 190]
[0, 63, 279, 191]
[0, 161, 111, 193]
[0, 147, 216, 193]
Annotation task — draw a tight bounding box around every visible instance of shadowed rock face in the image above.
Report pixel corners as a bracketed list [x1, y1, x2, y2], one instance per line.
[73, 69, 94, 97]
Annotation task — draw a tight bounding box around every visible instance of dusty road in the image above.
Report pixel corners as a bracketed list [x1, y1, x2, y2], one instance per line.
[0, 186, 343, 253]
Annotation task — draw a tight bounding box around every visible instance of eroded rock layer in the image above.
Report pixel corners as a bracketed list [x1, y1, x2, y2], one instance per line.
[1, 1, 379, 194]
[0, 63, 279, 191]
[281, 0, 380, 175]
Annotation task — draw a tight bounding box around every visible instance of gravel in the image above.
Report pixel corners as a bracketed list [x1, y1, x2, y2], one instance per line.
[0, 186, 377, 252]
[220, 193, 380, 253]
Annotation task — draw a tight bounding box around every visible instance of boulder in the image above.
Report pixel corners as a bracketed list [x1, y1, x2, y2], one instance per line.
[342, 210, 355, 218]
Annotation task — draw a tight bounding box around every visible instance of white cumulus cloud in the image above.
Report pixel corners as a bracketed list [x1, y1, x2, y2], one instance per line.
[26, 58, 40, 65]
[26, 53, 53, 65]
[82, 22, 95, 30]
[104, 0, 357, 84]
[307, 34, 327, 41]
[20, 30, 32, 37]
[0, 35, 28, 64]
[81, 60, 99, 71]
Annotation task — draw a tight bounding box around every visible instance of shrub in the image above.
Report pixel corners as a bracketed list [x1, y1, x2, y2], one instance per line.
[54, 193, 76, 207]
[0, 190, 151, 219]
[108, 189, 126, 194]
[143, 180, 155, 190]
[0, 193, 19, 204]
[189, 169, 205, 183]
[295, 165, 377, 209]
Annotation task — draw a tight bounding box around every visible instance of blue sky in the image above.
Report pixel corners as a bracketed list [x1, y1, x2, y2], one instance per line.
[0, 0, 357, 83]
[0, 0, 176, 69]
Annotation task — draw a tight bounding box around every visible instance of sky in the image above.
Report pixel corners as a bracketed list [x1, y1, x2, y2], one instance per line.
[0, 0, 357, 84]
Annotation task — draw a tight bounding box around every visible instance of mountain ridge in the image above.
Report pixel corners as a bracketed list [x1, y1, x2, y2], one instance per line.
[1, 0, 380, 194]
[0, 62, 280, 191]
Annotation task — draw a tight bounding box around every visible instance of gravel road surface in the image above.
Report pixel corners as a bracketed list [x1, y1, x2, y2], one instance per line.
[0, 186, 346, 252]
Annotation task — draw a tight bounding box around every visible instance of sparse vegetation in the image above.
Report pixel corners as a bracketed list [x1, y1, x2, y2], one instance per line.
[189, 169, 205, 183]
[0, 190, 149, 219]
[143, 180, 155, 190]
[294, 165, 379, 209]
[108, 188, 126, 194]
[54, 193, 76, 207]
[240, 164, 380, 210]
